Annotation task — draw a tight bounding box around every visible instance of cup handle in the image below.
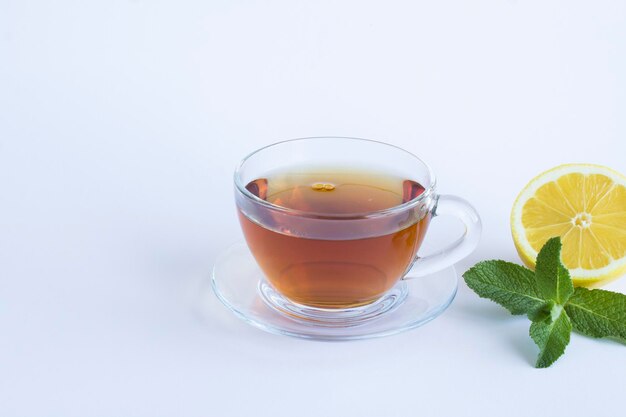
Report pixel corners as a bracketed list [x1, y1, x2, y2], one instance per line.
[404, 194, 482, 279]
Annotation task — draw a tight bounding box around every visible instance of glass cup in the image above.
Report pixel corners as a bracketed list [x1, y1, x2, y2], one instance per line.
[234, 137, 481, 325]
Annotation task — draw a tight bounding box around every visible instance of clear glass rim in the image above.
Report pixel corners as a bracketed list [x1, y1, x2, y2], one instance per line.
[233, 136, 437, 220]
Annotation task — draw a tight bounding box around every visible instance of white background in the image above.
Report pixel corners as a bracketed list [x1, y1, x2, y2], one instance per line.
[1, 1, 626, 416]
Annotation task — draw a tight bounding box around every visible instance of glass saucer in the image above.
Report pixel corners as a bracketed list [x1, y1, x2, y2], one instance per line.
[211, 242, 458, 341]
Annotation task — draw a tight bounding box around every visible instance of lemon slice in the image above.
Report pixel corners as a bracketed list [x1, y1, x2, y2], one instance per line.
[511, 163, 626, 286]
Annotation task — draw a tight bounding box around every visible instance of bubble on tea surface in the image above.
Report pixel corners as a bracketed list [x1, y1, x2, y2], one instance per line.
[246, 178, 268, 200]
[311, 182, 335, 192]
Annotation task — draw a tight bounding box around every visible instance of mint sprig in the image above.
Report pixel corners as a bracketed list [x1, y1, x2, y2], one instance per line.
[463, 237, 626, 368]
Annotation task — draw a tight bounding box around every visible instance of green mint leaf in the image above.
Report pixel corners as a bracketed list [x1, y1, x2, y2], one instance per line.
[529, 306, 571, 368]
[564, 287, 626, 342]
[527, 299, 555, 322]
[463, 260, 545, 315]
[534, 237, 574, 305]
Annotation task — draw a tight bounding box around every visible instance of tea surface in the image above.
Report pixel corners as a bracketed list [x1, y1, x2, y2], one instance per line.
[245, 168, 424, 214]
